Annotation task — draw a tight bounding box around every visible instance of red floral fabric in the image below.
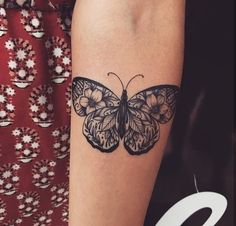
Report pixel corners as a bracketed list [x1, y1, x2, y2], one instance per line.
[0, 0, 74, 225]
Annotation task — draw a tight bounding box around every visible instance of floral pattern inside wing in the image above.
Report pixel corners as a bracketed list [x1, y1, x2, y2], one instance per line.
[142, 93, 172, 123]
[79, 88, 106, 114]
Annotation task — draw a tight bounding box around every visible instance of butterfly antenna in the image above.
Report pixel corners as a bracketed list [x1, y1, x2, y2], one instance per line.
[107, 72, 125, 90]
[125, 74, 144, 90]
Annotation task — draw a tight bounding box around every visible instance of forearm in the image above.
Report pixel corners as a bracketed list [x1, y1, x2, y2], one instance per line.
[69, 1, 185, 226]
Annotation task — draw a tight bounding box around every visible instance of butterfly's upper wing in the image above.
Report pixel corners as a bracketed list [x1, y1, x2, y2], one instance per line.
[72, 77, 121, 152]
[124, 85, 179, 155]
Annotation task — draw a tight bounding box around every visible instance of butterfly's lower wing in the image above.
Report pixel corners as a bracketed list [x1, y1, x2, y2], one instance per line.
[72, 77, 121, 152]
[124, 85, 179, 155]
[83, 107, 120, 152]
[124, 108, 160, 155]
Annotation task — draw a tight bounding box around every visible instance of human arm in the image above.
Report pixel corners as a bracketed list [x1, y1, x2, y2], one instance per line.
[69, 1, 185, 225]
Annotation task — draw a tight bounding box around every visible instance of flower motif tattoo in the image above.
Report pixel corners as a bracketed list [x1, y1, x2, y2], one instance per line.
[142, 94, 171, 123]
[79, 88, 106, 114]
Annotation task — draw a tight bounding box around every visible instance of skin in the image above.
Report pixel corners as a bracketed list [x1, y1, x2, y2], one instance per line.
[69, 1, 186, 226]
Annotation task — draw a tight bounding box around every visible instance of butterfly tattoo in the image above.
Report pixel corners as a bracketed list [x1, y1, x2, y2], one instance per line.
[72, 72, 179, 155]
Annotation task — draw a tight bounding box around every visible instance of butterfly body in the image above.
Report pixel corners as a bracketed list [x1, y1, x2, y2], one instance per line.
[72, 74, 179, 155]
[117, 90, 129, 139]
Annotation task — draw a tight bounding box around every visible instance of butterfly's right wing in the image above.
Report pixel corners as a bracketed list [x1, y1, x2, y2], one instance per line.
[72, 77, 121, 152]
[124, 85, 179, 155]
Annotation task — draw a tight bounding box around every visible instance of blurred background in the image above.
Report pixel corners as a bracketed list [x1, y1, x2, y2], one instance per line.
[144, 0, 234, 225]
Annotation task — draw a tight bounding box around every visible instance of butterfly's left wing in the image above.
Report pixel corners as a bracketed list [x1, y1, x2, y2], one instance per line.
[72, 77, 121, 152]
[124, 85, 179, 155]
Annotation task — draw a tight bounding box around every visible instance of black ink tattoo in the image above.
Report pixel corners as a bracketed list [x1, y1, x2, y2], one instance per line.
[72, 72, 179, 155]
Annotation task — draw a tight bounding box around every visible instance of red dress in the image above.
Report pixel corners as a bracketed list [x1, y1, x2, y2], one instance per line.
[0, 0, 74, 225]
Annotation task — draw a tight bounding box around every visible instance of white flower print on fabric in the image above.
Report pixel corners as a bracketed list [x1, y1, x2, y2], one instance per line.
[2, 218, 23, 226]
[5, 40, 15, 50]
[0, 95, 5, 103]
[45, 37, 71, 84]
[5, 38, 37, 88]
[50, 183, 69, 208]
[52, 126, 70, 159]
[57, 9, 72, 36]
[33, 209, 53, 226]
[0, 163, 20, 196]
[32, 160, 56, 189]
[29, 85, 54, 128]
[0, 7, 7, 37]
[12, 127, 40, 163]
[61, 203, 69, 223]
[0, 198, 7, 221]
[65, 84, 71, 115]
[17, 191, 40, 217]
[0, 85, 15, 127]
[20, 9, 44, 38]
[6, 103, 14, 111]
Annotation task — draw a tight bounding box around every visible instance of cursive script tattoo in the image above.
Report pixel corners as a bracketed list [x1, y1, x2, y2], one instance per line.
[72, 72, 179, 155]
